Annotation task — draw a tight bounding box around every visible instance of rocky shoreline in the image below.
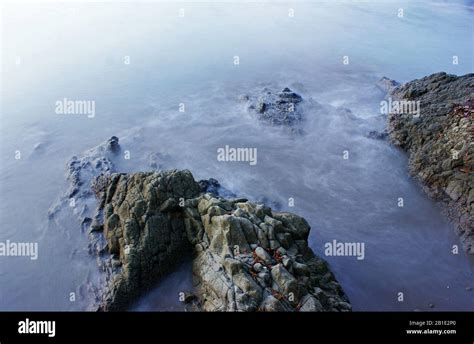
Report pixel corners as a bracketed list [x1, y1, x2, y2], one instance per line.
[386, 72, 473, 253]
[54, 72, 473, 311]
[53, 134, 351, 311]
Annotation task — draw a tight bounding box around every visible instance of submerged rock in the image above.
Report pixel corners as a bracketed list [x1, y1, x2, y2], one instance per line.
[386, 72, 474, 253]
[48, 136, 122, 281]
[242, 87, 306, 128]
[367, 130, 389, 140]
[48, 136, 120, 224]
[65, 136, 120, 201]
[89, 169, 350, 311]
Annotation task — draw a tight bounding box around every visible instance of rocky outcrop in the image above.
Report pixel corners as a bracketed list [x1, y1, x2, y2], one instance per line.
[241, 87, 314, 132]
[49, 136, 119, 220]
[67, 136, 120, 200]
[197, 178, 236, 199]
[367, 130, 388, 140]
[387, 72, 474, 253]
[92, 170, 201, 311]
[188, 194, 350, 311]
[90, 170, 351, 311]
[48, 136, 122, 259]
[376, 76, 400, 95]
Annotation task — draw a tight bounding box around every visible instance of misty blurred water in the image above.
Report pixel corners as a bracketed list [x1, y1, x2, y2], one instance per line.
[1, 1, 473, 311]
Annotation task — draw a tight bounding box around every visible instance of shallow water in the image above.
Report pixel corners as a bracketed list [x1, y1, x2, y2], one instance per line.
[1, 1, 473, 311]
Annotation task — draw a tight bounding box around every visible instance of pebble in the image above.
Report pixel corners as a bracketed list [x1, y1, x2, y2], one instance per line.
[254, 247, 272, 265]
[253, 263, 263, 273]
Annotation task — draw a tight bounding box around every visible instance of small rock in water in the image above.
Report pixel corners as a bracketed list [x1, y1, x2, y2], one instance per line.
[148, 152, 160, 169]
[81, 217, 92, 232]
[107, 136, 120, 153]
[244, 87, 305, 127]
[367, 130, 388, 140]
[180, 292, 197, 304]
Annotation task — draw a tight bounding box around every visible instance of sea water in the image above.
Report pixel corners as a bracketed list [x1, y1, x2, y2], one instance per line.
[1, 0, 473, 311]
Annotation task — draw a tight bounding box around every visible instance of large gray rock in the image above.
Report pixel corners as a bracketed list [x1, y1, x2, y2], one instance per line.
[92, 170, 201, 311]
[88, 170, 351, 311]
[386, 72, 474, 253]
[188, 194, 350, 311]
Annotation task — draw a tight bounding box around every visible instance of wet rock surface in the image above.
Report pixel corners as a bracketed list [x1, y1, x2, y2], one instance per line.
[376, 76, 400, 95]
[65, 136, 119, 203]
[387, 72, 474, 253]
[188, 193, 351, 311]
[46, 136, 124, 308]
[49, 136, 121, 250]
[241, 87, 311, 131]
[92, 170, 201, 311]
[89, 170, 350, 311]
[367, 130, 389, 140]
[197, 178, 236, 199]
